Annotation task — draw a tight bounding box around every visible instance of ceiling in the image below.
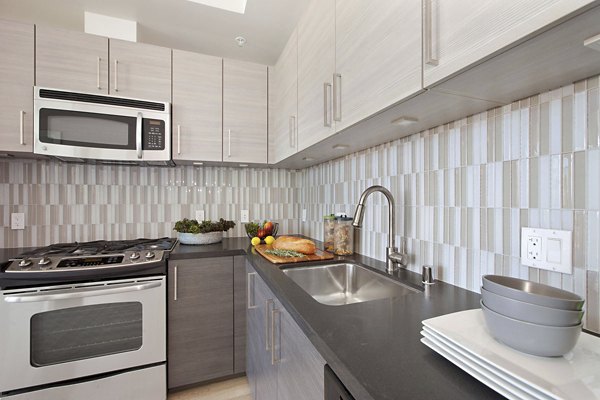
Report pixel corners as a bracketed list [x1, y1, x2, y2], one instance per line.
[0, 0, 309, 64]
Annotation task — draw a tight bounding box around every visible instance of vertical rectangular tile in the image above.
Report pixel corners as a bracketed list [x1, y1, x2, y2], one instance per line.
[562, 95, 574, 153]
[561, 154, 574, 209]
[573, 81, 587, 151]
[549, 97, 562, 155]
[588, 87, 600, 149]
[540, 100, 550, 155]
[573, 151, 586, 210]
[550, 155, 562, 209]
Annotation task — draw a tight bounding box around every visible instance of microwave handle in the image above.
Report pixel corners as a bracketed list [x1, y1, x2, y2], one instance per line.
[136, 112, 143, 159]
[3, 281, 161, 303]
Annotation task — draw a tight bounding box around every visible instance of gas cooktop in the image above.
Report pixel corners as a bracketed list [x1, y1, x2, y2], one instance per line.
[1, 237, 176, 290]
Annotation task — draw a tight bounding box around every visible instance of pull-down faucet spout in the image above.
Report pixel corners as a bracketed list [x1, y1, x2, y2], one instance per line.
[352, 185, 407, 273]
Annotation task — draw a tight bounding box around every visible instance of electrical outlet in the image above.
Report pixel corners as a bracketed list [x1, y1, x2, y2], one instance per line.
[241, 210, 249, 223]
[195, 210, 205, 221]
[527, 236, 542, 260]
[11, 213, 25, 230]
[521, 227, 572, 274]
[302, 209, 307, 222]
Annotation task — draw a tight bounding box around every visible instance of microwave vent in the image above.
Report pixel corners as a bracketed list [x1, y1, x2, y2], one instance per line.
[39, 89, 166, 111]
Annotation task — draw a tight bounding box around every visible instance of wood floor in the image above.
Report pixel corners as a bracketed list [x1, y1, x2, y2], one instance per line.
[168, 377, 251, 400]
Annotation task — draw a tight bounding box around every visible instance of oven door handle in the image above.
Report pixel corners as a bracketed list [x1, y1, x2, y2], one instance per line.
[3, 281, 161, 303]
[136, 112, 143, 159]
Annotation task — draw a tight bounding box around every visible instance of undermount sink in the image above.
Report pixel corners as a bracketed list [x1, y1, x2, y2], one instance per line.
[282, 263, 420, 306]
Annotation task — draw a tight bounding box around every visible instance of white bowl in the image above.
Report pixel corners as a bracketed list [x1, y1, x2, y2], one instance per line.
[177, 231, 223, 245]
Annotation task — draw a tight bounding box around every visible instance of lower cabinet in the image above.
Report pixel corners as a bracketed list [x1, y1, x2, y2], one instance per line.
[167, 256, 246, 389]
[246, 261, 325, 400]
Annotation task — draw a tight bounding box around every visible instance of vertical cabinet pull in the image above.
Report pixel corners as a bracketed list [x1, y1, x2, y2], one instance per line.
[424, 0, 439, 66]
[271, 308, 280, 365]
[177, 124, 181, 155]
[323, 82, 332, 127]
[265, 299, 273, 351]
[97, 57, 102, 90]
[333, 73, 342, 122]
[228, 129, 232, 158]
[136, 112, 143, 159]
[19, 110, 25, 145]
[114, 60, 119, 92]
[173, 266, 178, 301]
[247, 272, 257, 309]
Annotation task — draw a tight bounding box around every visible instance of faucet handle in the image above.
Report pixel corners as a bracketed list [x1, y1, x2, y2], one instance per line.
[422, 265, 435, 285]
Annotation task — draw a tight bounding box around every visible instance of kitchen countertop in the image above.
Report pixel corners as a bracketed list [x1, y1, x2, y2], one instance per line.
[171, 237, 502, 399]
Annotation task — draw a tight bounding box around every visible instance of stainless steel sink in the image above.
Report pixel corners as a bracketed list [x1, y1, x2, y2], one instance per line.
[282, 263, 419, 306]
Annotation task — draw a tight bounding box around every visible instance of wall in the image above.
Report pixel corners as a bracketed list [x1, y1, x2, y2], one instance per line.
[301, 75, 600, 332]
[0, 161, 300, 248]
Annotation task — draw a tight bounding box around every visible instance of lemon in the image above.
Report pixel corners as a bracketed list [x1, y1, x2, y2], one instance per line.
[251, 237, 261, 246]
[264, 236, 275, 245]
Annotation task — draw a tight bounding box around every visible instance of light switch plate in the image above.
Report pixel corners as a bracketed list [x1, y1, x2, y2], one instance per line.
[521, 227, 572, 274]
[302, 209, 307, 222]
[241, 210, 249, 223]
[11, 213, 25, 230]
[195, 210, 205, 221]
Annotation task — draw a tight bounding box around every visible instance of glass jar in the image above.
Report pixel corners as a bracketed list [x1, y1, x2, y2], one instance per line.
[323, 215, 336, 252]
[334, 217, 354, 256]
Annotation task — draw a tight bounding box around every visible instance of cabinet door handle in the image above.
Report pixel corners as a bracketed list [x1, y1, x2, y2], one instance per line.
[97, 57, 102, 90]
[323, 82, 332, 127]
[424, 0, 439, 66]
[177, 124, 181, 155]
[265, 298, 273, 351]
[228, 129, 232, 158]
[114, 59, 119, 92]
[173, 266, 178, 301]
[136, 112, 143, 159]
[19, 110, 25, 145]
[271, 308, 280, 365]
[333, 73, 342, 122]
[247, 272, 257, 309]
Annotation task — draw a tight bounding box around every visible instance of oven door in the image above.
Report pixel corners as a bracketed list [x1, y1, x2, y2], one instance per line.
[0, 276, 166, 393]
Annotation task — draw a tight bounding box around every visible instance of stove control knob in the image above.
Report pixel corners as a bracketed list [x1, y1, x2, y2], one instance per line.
[130, 252, 140, 260]
[38, 257, 52, 266]
[145, 251, 155, 260]
[18, 259, 32, 268]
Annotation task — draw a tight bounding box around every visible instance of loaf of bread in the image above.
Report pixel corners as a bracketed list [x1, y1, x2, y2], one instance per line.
[272, 236, 316, 255]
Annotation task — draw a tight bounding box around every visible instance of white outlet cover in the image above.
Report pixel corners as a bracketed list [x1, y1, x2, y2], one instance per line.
[521, 227, 572, 274]
[11, 213, 25, 230]
[302, 209, 307, 222]
[195, 210, 205, 221]
[241, 210, 249, 223]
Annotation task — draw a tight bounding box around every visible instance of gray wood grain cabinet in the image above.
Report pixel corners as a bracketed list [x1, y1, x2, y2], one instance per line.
[168, 256, 246, 389]
[172, 50, 223, 162]
[246, 262, 325, 400]
[0, 19, 34, 154]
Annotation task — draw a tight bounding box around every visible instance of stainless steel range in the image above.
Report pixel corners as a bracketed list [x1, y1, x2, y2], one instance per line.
[0, 238, 176, 400]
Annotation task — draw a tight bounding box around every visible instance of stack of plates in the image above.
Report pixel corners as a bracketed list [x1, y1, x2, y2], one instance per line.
[421, 309, 600, 400]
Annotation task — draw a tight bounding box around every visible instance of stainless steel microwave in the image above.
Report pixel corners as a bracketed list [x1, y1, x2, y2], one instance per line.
[34, 87, 172, 165]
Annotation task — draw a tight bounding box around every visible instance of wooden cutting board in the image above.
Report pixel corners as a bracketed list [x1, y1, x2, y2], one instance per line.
[254, 244, 334, 264]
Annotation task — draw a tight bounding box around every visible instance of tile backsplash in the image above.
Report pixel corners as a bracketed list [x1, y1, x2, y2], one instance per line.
[300, 75, 600, 333]
[0, 161, 300, 247]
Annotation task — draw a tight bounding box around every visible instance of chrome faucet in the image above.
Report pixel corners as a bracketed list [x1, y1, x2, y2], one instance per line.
[352, 185, 407, 273]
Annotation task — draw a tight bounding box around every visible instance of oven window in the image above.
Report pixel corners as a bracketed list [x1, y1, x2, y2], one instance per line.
[30, 302, 143, 367]
[38, 109, 136, 149]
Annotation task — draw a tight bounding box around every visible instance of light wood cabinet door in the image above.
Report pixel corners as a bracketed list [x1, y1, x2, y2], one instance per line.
[334, 0, 422, 132]
[167, 257, 234, 389]
[172, 50, 222, 162]
[109, 39, 171, 101]
[297, 0, 336, 152]
[36, 26, 108, 94]
[223, 59, 268, 164]
[233, 256, 247, 374]
[0, 19, 34, 153]
[423, 0, 595, 87]
[269, 29, 298, 164]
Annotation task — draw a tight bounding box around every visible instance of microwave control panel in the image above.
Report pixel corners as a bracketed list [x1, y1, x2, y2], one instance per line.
[143, 119, 165, 150]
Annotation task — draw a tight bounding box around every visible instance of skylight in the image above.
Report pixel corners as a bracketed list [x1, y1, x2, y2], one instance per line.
[186, 0, 248, 14]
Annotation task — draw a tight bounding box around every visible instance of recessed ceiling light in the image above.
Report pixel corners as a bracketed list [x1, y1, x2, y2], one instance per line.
[302, 157, 315, 161]
[193, 162, 204, 166]
[235, 36, 247, 47]
[332, 144, 349, 150]
[391, 116, 418, 126]
[185, 0, 248, 14]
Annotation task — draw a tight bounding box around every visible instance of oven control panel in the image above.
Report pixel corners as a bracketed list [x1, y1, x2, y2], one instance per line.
[143, 119, 165, 150]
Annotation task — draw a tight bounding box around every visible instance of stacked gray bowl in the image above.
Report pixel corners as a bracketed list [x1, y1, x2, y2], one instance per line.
[481, 275, 585, 357]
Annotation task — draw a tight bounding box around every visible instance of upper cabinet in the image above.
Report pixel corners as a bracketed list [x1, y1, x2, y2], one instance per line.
[297, 0, 336, 152]
[223, 59, 268, 164]
[36, 26, 109, 94]
[172, 50, 223, 162]
[269, 29, 298, 164]
[423, 0, 596, 87]
[334, 0, 422, 132]
[0, 19, 34, 153]
[109, 39, 172, 101]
